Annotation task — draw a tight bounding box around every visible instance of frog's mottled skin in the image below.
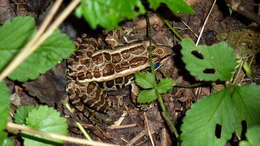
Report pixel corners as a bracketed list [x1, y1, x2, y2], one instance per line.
[217, 28, 260, 59]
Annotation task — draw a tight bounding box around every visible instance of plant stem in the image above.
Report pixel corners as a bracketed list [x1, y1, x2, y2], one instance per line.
[163, 19, 183, 40]
[146, 15, 179, 139]
[7, 122, 118, 146]
[157, 92, 179, 138]
[65, 103, 93, 141]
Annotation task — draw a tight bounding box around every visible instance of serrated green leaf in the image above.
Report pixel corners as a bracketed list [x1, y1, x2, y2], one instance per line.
[23, 106, 68, 146]
[0, 82, 10, 131]
[14, 106, 35, 125]
[240, 126, 260, 146]
[9, 30, 75, 82]
[0, 16, 35, 77]
[0, 16, 35, 50]
[0, 16, 75, 82]
[74, 5, 83, 18]
[181, 39, 237, 81]
[0, 131, 8, 146]
[181, 84, 260, 146]
[156, 78, 175, 94]
[148, 0, 195, 15]
[1, 137, 13, 146]
[135, 72, 156, 89]
[79, 0, 145, 30]
[137, 89, 157, 103]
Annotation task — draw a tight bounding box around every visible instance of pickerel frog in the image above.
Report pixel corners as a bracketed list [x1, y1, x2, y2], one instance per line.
[66, 34, 172, 119]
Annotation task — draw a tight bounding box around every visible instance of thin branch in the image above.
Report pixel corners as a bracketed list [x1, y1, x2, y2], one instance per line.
[144, 112, 155, 146]
[7, 122, 118, 146]
[157, 93, 179, 138]
[65, 103, 93, 141]
[163, 18, 183, 40]
[196, 0, 217, 46]
[181, 20, 198, 38]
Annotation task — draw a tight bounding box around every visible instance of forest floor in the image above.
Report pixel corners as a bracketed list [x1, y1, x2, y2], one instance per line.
[1, 0, 260, 145]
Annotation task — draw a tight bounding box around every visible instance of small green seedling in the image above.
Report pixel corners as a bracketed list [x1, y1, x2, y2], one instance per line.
[135, 72, 176, 103]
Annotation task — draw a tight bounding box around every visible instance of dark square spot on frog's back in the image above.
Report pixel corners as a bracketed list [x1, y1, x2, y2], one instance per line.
[106, 80, 115, 88]
[115, 77, 123, 84]
[94, 70, 101, 78]
[122, 49, 131, 59]
[87, 82, 96, 94]
[130, 57, 147, 67]
[129, 46, 145, 55]
[103, 64, 115, 76]
[92, 53, 104, 64]
[77, 72, 85, 80]
[103, 52, 111, 61]
[112, 53, 122, 63]
[115, 62, 129, 73]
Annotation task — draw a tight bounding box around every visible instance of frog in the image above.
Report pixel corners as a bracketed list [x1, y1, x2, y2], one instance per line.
[66, 33, 173, 123]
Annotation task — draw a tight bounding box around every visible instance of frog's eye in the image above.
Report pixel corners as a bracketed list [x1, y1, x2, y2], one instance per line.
[153, 48, 165, 58]
[154, 46, 173, 58]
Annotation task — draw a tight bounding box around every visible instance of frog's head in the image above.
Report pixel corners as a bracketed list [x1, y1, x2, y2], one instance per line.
[147, 43, 173, 64]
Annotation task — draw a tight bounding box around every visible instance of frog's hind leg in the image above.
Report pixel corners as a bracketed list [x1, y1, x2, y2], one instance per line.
[66, 80, 111, 113]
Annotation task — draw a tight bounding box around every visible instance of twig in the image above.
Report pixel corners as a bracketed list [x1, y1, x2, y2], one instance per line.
[144, 112, 155, 146]
[31, 0, 64, 44]
[7, 122, 118, 146]
[157, 93, 179, 139]
[0, 0, 81, 81]
[196, 0, 217, 46]
[108, 124, 137, 129]
[181, 20, 198, 38]
[126, 130, 147, 146]
[146, 15, 179, 139]
[112, 111, 127, 126]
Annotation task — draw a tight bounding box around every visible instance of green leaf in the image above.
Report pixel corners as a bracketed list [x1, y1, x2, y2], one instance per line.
[137, 89, 157, 103]
[0, 16, 35, 51]
[0, 131, 7, 146]
[148, 0, 195, 15]
[0, 16, 75, 82]
[0, 82, 11, 131]
[23, 106, 68, 146]
[240, 126, 260, 146]
[79, 0, 145, 30]
[135, 72, 156, 89]
[156, 78, 175, 94]
[14, 106, 35, 125]
[1, 137, 13, 146]
[9, 30, 75, 82]
[181, 39, 237, 81]
[0, 16, 35, 77]
[181, 84, 260, 146]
